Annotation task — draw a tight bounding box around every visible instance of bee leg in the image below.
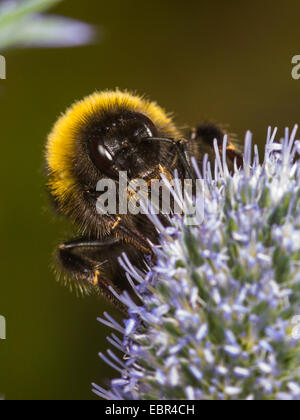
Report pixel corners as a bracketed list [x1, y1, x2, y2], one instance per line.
[146, 137, 196, 182]
[112, 217, 121, 230]
[58, 237, 147, 313]
[171, 139, 197, 182]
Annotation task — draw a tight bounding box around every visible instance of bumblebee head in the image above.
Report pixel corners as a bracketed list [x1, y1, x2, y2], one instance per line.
[87, 109, 161, 179]
[45, 90, 180, 233]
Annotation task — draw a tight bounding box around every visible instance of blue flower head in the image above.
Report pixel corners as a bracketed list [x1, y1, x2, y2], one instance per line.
[93, 127, 300, 401]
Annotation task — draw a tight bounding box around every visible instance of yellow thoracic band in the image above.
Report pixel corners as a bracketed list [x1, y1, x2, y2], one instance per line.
[45, 89, 180, 209]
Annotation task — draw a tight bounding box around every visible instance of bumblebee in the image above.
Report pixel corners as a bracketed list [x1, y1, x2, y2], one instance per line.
[46, 90, 242, 310]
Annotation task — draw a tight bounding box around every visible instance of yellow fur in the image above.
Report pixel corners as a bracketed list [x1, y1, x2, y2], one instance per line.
[46, 89, 180, 209]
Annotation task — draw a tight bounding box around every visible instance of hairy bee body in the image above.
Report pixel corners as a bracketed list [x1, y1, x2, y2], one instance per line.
[46, 90, 242, 310]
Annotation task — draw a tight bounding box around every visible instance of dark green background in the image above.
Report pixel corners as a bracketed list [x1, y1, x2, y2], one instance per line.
[0, 0, 300, 400]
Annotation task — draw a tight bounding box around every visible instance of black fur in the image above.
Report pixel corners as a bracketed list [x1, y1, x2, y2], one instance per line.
[50, 109, 242, 311]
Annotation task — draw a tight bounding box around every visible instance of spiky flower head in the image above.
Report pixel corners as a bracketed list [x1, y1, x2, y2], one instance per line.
[93, 127, 300, 401]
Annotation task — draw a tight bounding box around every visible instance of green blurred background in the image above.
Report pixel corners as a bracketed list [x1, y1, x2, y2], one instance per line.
[0, 0, 300, 400]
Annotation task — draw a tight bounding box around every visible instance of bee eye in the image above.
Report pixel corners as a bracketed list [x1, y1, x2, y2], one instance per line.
[88, 112, 160, 179]
[89, 136, 118, 179]
[132, 118, 158, 141]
